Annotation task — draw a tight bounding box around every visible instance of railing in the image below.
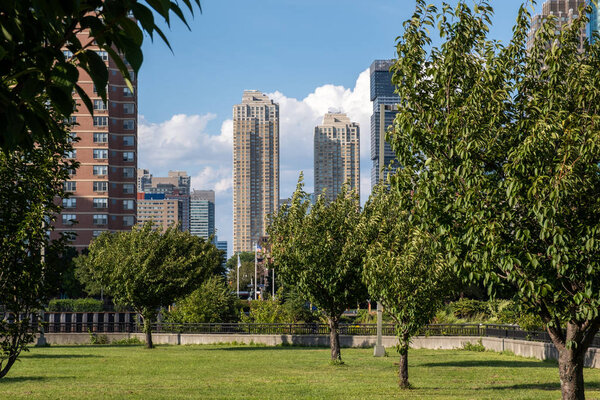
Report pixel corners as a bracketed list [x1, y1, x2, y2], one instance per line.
[16, 313, 600, 349]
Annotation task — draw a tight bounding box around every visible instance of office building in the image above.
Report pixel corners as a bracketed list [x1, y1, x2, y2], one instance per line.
[136, 193, 180, 232]
[190, 190, 215, 240]
[233, 90, 280, 253]
[54, 33, 137, 248]
[370, 60, 399, 187]
[215, 237, 228, 270]
[527, 0, 587, 51]
[138, 170, 190, 232]
[314, 113, 360, 201]
[590, 2, 599, 43]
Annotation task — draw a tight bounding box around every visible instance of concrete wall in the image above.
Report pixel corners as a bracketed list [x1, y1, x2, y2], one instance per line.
[37, 333, 600, 369]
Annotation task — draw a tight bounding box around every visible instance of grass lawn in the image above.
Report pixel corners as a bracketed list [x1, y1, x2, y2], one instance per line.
[2, 344, 600, 399]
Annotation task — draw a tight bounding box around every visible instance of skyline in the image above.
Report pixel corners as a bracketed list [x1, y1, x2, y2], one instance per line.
[136, 1, 544, 254]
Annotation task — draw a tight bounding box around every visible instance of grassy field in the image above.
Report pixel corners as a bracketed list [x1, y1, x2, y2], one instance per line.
[2, 344, 600, 399]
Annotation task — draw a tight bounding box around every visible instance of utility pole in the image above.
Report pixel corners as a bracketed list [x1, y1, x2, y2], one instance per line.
[254, 243, 258, 300]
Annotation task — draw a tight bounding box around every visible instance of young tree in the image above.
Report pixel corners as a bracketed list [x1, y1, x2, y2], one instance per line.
[75, 223, 221, 348]
[360, 185, 454, 388]
[226, 252, 256, 292]
[389, 2, 600, 398]
[268, 177, 367, 363]
[0, 134, 74, 378]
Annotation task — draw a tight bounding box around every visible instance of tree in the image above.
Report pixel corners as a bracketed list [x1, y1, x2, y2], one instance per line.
[226, 252, 256, 293]
[389, 2, 600, 398]
[167, 276, 238, 324]
[0, 0, 202, 378]
[360, 185, 454, 388]
[0, 0, 202, 151]
[75, 223, 221, 348]
[0, 135, 74, 378]
[268, 177, 367, 363]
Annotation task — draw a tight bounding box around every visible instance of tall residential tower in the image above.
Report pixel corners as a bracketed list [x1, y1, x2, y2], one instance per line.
[54, 33, 138, 248]
[370, 60, 400, 187]
[314, 112, 360, 201]
[527, 0, 587, 51]
[233, 90, 280, 253]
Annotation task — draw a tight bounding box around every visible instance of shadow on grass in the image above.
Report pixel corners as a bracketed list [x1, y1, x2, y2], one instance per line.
[0, 376, 45, 383]
[420, 360, 556, 369]
[489, 381, 600, 391]
[200, 345, 330, 352]
[23, 353, 100, 359]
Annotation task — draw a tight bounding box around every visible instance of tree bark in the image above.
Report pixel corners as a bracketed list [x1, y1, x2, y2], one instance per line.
[557, 347, 585, 400]
[142, 313, 153, 349]
[398, 332, 410, 388]
[328, 316, 341, 362]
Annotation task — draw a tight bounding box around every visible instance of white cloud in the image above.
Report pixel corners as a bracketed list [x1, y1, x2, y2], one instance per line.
[139, 69, 374, 256]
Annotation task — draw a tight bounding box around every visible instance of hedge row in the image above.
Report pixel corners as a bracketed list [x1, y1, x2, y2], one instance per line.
[47, 298, 103, 312]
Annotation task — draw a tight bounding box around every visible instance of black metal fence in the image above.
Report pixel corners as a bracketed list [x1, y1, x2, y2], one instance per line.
[19, 312, 600, 348]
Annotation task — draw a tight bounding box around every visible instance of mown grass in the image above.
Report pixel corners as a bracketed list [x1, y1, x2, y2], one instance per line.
[2, 344, 600, 399]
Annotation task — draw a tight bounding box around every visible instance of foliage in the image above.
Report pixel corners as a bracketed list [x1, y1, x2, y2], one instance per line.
[268, 176, 367, 361]
[462, 339, 486, 353]
[166, 276, 238, 324]
[239, 288, 315, 324]
[88, 331, 109, 345]
[226, 252, 256, 292]
[47, 298, 103, 313]
[74, 222, 221, 348]
[0, 0, 201, 151]
[389, 1, 600, 397]
[0, 134, 74, 379]
[110, 337, 144, 346]
[360, 184, 454, 388]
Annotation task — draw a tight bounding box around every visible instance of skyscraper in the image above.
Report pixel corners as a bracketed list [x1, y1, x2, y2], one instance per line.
[370, 60, 400, 188]
[527, 0, 587, 51]
[233, 90, 280, 253]
[190, 189, 215, 240]
[314, 112, 360, 201]
[590, 3, 599, 43]
[54, 33, 137, 248]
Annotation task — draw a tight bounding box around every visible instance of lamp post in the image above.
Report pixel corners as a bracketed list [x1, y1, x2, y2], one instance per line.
[254, 243, 258, 300]
[373, 103, 390, 358]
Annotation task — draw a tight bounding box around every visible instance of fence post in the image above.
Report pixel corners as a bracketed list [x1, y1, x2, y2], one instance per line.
[92, 312, 99, 332]
[82, 312, 88, 333]
[60, 312, 66, 332]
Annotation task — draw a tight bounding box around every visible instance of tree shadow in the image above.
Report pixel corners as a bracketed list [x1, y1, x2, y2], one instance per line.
[420, 360, 556, 369]
[489, 381, 600, 391]
[23, 353, 100, 359]
[200, 345, 328, 352]
[0, 376, 45, 383]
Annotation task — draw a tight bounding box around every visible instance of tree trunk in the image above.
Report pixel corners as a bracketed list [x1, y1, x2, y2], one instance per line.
[398, 334, 410, 388]
[328, 316, 341, 362]
[0, 355, 17, 379]
[142, 313, 153, 349]
[557, 347, 585, 400]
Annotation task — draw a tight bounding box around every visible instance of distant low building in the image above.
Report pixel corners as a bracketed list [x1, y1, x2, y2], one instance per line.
[136, 193, 180, 232]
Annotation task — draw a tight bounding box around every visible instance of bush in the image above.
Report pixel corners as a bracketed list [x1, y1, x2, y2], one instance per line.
[47, 298, 103, 312]
[166, 276, 238, 324]
[462, 339, 486, 352]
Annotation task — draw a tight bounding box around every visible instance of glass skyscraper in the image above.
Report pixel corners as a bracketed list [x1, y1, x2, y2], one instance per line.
[590, 2, 599, 43]
[370, 60, 400, 187]
[190, 190, 215, 240]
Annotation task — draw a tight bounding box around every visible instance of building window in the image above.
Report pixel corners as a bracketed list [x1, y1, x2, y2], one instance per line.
[93, 99, 107, 110]
[92, 230, 104, 238]
[128, 71, 135, 81]
[64, 181, 77, 192]
[62, 198, 77, 208]
[93, 149, 108, 159]
[93, 165, 108, 176]
[123, 152, 134, 162]
[93, 198, 108, 208]
[122, 184, 134, 194]
[93, 116, 108, 127]
[123, 119, 135, 130]
[93, 181, 108, 192]
[123, 200, 134, 210]
[63, 50, 73, 59]
[62, 214, 77, 225]
[123, 215, 134, 226]
[123, 103, 135, 114]
[123, 87, 133, 97]
[93, 132, 108, 143]
[123, 136, 134, 146]
[93, 214, 108, 225]
[95, 50, 108, 61]
[123, 167, 134, 178]
[65, 149, 76, 159]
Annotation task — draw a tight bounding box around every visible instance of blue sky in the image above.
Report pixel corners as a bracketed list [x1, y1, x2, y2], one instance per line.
[136, 0, 541, 255]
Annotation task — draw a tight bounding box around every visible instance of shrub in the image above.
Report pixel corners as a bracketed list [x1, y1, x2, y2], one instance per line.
[47, 298, 103, 312]
[462, 339, 485, 352]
